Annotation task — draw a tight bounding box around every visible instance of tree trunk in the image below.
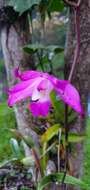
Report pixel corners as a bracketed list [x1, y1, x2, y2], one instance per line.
[0, 6, 39, 156]
[50, 1, 90, 190]
[64, 0, 90, 189]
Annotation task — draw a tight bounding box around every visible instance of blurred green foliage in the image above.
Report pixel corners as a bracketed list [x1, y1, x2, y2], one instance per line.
[0, 102, 16, 161]
[83, 117, 90, 187]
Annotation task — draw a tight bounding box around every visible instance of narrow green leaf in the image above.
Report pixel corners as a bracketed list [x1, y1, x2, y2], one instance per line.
[9, 129, 35, 148]
[37, 173, 88, 190]
[41, 124, 60, 143]
[10, 138, 22, 159]
[0, 158, 18, 168]
[41, 142, 56, 158]
[68, 133, 85, 143]
[62, 133, 85, 143]
[41, 143, 47, 172]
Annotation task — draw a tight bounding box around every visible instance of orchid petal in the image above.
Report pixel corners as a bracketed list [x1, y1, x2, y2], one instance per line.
[20, 70, 43, 81]
[9, 79, 35, 93]
[8, 78, 43, 106]
[57, 83, 83, 115]
[8, 86, 32, 106]
[37, 79, 47, 91]
[30, 101, 51, 117]
[54, 80, 69, 90]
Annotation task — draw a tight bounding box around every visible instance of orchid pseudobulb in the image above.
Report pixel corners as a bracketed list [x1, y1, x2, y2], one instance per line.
[8, 68, 84, 117]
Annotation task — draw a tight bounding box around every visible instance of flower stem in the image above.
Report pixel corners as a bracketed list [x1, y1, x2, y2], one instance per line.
[32, 148, 44, 177]
[57, 128, 62, 172]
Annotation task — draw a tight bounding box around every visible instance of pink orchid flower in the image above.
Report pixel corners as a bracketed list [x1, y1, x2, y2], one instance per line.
[8, 69, 84, 117]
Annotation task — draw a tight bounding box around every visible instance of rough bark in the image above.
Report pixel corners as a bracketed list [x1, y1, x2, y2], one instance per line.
[0, 7, 39, 155]
[64, 0, 90, 189]
[49, 1, 90, 190]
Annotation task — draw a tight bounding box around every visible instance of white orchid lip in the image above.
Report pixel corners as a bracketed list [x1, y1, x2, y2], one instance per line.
[31, 89, 43, 101]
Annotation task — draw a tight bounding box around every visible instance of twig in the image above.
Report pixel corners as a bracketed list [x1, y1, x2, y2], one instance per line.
[68, 7, 80, 82]
[32, 148, 44, 177]
[57, 128, 62, 172]
[63, 0, 81, 7]
[61, 104, 68, 189]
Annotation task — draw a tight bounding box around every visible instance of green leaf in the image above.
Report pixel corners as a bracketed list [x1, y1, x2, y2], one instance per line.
[52, 52, 64, 69]
[41, 124, 60, 143]
[41, 142, 47, 172]
[47, 45, 64, 53]
[41, 142, 56, 158]
[23, 43, 64, 54]
[37, 173, 88, 190]
[50, 91, 64, 112]
[23, 136, 35, 148]
[48, 0, 65, 12]
[23, 43, 45, 53]
[62, 133, 86, 143]
[42, 55, 49, 64]
[68, 134, 85, 142]
[0, 158, 18, 168]
[68, 109, 77, 124]
[9, 129, 35, 148]
[7, 0, 41, 14]
[10, 138, 22, 159]
[21, 156, 35, 166]
[50, 91, 64, 122]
